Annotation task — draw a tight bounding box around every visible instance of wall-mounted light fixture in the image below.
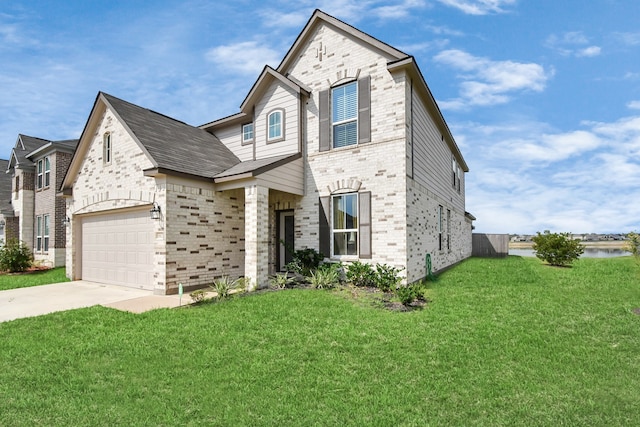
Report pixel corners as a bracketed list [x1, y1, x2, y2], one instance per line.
[149, 203, 161, 220]
[62, 216, 70, 226]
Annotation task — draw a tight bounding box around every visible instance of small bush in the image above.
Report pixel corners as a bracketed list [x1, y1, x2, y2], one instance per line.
[346, 261, 376, 287]
[211, 276, 244, 300]
[396, 285, 418, 306]
[0, 238, 33, 272]
[626, 232, 639, 259]
[284, 248, 324, 276]
[374, 263, 403, 292]
[190, 289, 208, 303]
[532, 230, 585, 267]
[270, 273, 293, 290]
[307, 263, 341, 289]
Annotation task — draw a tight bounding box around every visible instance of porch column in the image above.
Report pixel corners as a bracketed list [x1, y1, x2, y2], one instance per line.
[244, 184, 269, 290]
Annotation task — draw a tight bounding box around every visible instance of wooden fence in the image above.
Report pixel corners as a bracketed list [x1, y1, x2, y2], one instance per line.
[472, 233, 509, 258]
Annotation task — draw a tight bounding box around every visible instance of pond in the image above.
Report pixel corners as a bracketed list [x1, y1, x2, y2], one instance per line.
[509, 247, 632, 258]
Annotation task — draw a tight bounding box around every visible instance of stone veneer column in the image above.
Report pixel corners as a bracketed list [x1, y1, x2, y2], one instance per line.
[244, 185, 269, 290]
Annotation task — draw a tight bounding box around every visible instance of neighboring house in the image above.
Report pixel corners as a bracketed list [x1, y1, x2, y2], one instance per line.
[6, 134, 78, 266]
[0, 159, 15, 246]
[60, 9, 472, 294]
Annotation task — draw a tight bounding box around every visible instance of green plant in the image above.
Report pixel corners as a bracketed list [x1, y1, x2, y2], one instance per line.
[531, 230, 585, 267]
[307, 263, 341, 289]
[210, 276, 243, 300]
[396, 284, 418, 306]
[0, 238, 33, 273]
[284, 248, 324, 276]
[190, 289, 208, 303]
[345, 261, 376, 287]
[374, 263, 403, 292]
[270, 273, 293, 290]
[625, 231, 639, 258]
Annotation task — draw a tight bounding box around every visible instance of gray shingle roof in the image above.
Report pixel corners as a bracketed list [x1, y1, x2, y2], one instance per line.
[102, 93, 240, 179]
[214, 153, 301, 180]
[12, 135, 50, 167]
[0, 159, 14, 216]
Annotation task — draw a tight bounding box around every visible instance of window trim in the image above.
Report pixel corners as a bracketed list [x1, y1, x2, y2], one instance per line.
[438, 205, 444, 252]
[44, 157, 50, 188]
[36, 215, 42, 252]
[331, 192, 359, 258]
[36, 159, 43, 189]
[43, 214, 50, 252]
[103, 132, 112, 165]
[266, 109, 285, 143]
[241, 122, 254, 145]
[331, 81, 358, 149]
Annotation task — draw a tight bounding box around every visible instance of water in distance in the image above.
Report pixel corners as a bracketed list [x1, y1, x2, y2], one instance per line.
[510, 247, 631, 258]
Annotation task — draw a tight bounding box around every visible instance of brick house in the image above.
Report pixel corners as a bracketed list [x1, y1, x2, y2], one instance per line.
[60, 10, 473, 294]
[5, 134, 78, 266]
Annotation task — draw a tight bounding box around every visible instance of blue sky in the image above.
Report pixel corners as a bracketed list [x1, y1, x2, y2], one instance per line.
[1, 0, 639, 234]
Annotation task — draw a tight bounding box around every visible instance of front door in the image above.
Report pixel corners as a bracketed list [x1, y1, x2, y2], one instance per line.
[278, 211, 294, 271]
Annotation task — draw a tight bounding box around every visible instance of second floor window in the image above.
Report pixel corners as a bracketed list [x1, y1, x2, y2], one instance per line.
[103, 133, 112, 164]
[242, 123, 254, 143]
[332, 82, 358, 148]
[36, 157, 50, 189]
[267, 110, 282, 141]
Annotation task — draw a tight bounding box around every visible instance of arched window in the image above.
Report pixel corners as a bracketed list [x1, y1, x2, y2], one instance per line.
[267, 110, 284, 142]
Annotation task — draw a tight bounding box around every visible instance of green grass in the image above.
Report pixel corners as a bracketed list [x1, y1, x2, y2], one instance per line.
[0, 267, 69, 291]
[1, 256, 639, 426]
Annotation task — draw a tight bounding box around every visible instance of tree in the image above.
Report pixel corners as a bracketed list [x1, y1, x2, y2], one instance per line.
[0, 238, 33, 272]
[531, 231, 584, 267]
[625, 232, 640, 259]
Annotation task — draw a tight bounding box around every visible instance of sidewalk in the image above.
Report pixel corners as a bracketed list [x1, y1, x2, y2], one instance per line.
[0, 281, 196, 323]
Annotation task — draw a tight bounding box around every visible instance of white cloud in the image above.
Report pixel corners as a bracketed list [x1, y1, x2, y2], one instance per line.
[372, 0, 427, 19]
[457, 115, 640, 234]
[545, 31, 601, 57]
[628, 101, 640, 110]
[436, 0, 516, 15]
[205, 41, 282, 75]
[433, 49, 551, 109]
[615, 31, 640, 46]
[576, 46, 601, 57]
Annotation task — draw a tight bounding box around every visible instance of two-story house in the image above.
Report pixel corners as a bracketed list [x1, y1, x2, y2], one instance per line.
[60, 10, 472, 294]
[7, 134, 78, 266]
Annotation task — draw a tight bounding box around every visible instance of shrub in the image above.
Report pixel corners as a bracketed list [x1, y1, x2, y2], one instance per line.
[374, 263, 403, 292]
[531, 230, 585, 267]
[625, 232, 639, 259]
[396, 285, 418, 306]
[0, 238, 33, 272]
[307, 263, 341, 289]
[210, 276, 244, 300]
[190, 289, 208, 303]
[270, 273, 293, 290]
[345, 261, 376, 287]
[284, 248, 324, 276]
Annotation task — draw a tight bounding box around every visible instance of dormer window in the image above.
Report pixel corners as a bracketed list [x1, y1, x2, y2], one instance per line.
[103, 133, 112, 164]
[242, 123, 254, 144]
[267, 109, 284, 142]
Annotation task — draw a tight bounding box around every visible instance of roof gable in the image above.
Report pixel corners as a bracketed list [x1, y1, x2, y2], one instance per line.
[62, 92, 241, 191]
[239, 66, 310, 114]
[277, 9, 408, 75]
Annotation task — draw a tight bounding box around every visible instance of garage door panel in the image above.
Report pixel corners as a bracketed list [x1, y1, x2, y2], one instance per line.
[81, 209, 154, 290]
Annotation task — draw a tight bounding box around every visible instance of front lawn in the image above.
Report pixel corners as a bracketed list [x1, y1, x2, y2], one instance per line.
[0, 267, 69, 291]
[0, 256, 638, 425]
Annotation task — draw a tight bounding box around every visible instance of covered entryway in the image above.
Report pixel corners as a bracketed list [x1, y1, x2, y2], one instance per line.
[80, 208, 154, 290]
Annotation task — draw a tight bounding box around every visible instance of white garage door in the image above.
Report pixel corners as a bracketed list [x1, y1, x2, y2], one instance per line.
[81, 209, 154, 290]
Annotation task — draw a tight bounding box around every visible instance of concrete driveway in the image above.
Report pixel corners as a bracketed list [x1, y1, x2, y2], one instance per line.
[0, 281, 190, 323]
